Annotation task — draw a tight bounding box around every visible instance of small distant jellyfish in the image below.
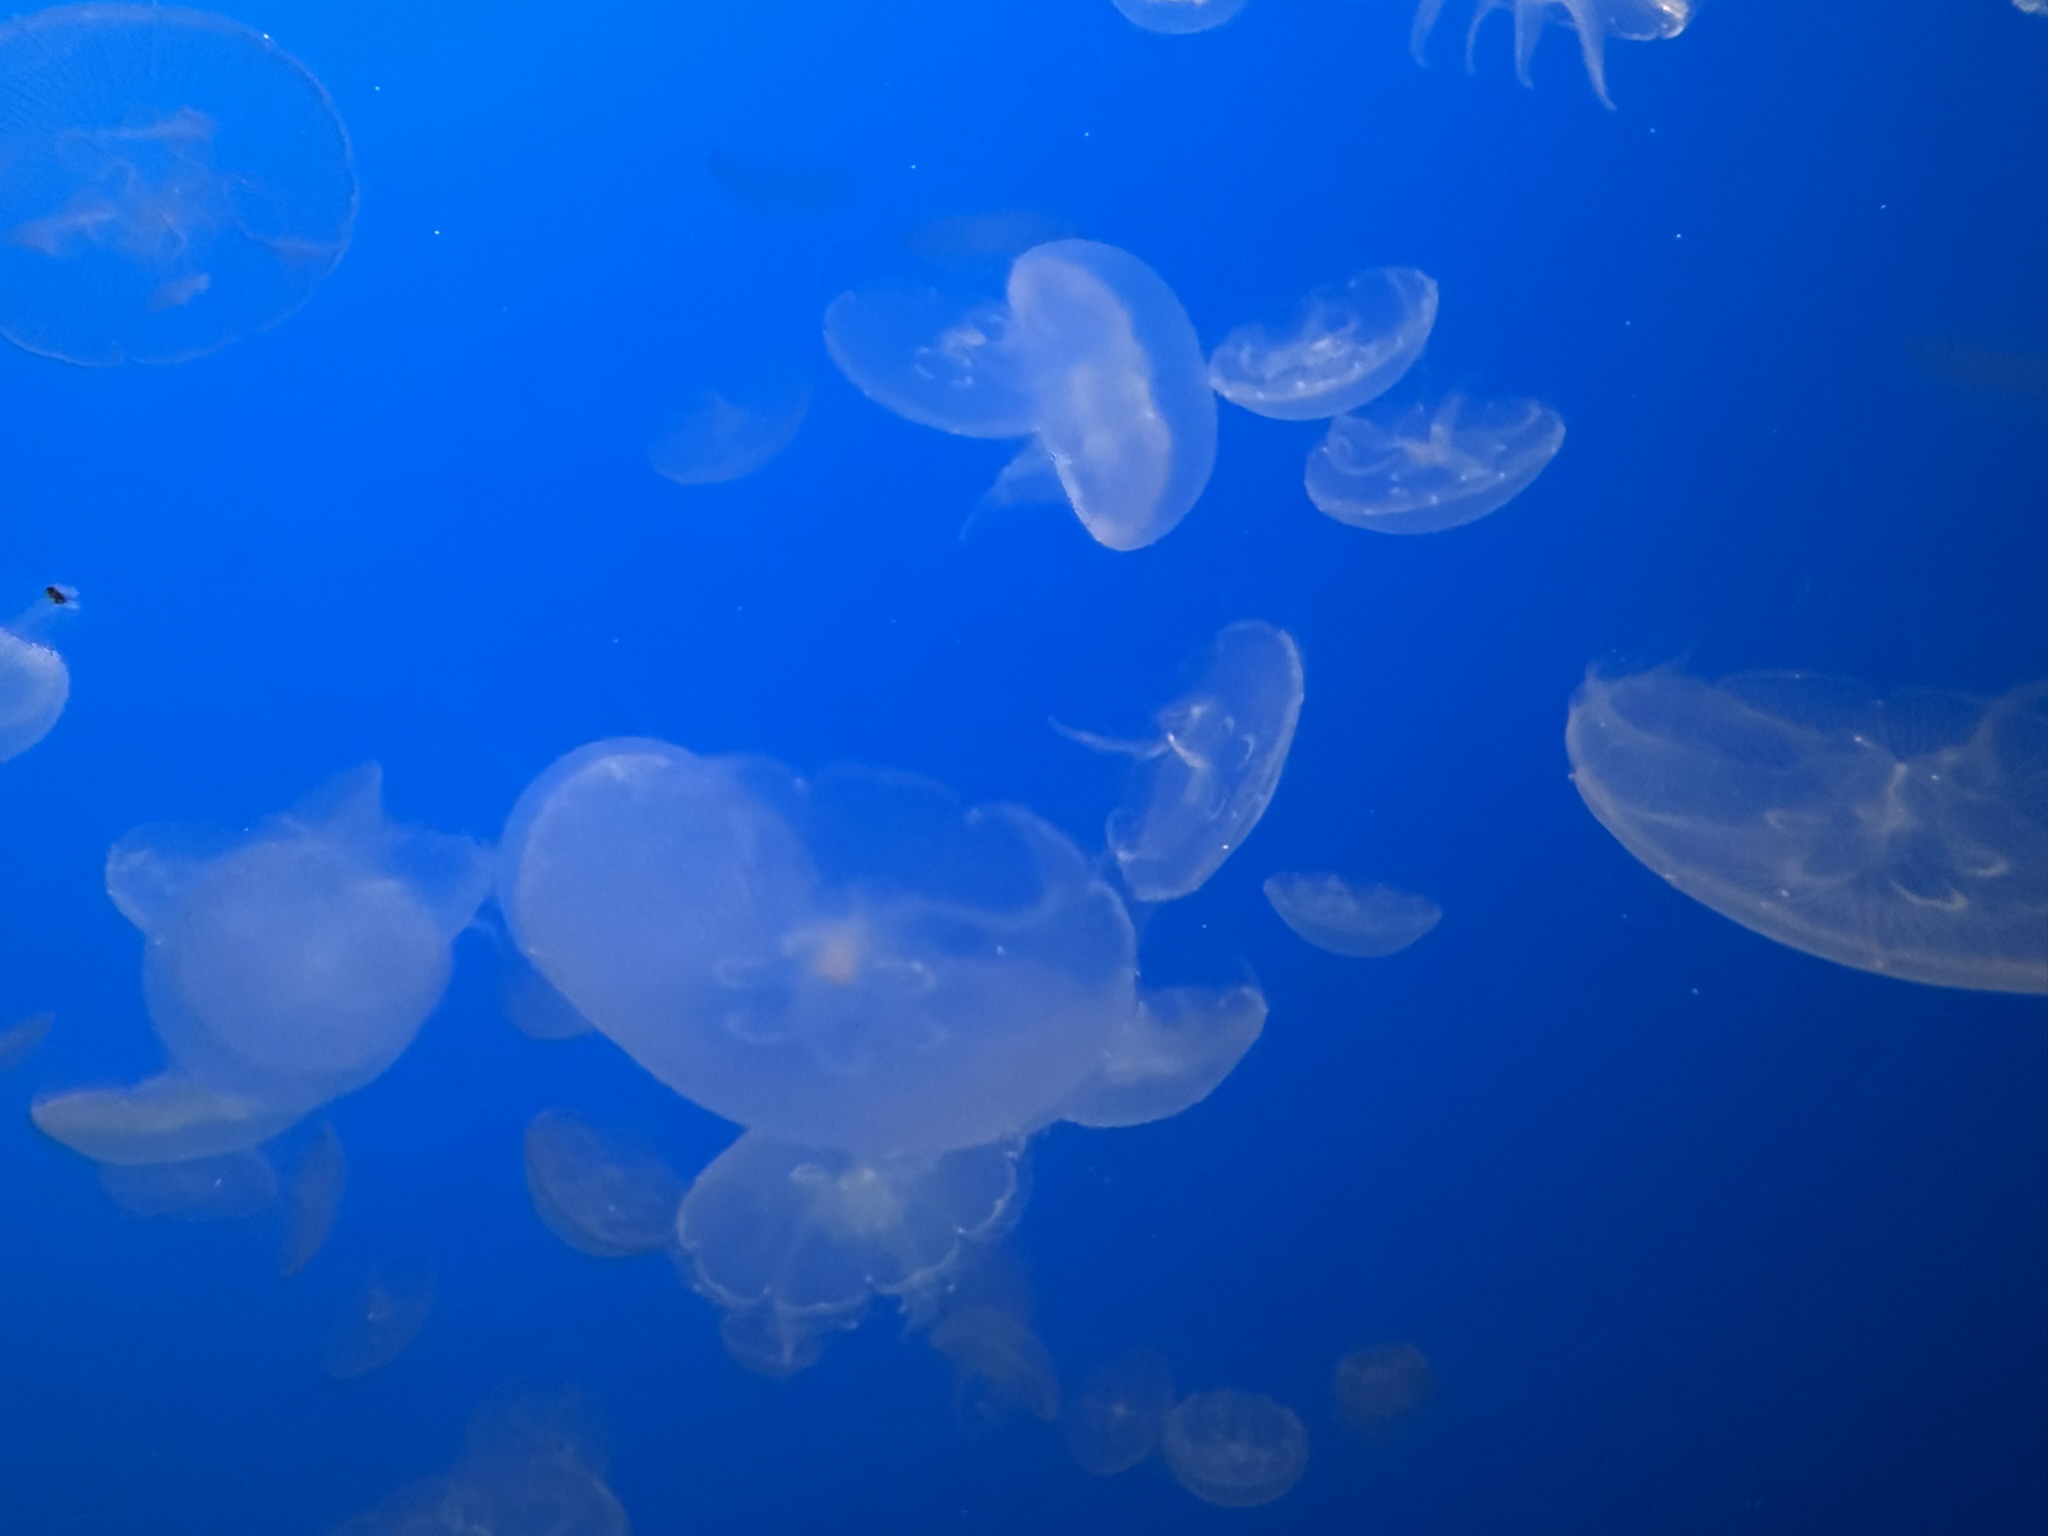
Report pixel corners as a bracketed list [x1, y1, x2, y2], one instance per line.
[1209, 269, 1439, 420]
[278, 1120, 347, 1276]
[928, 1304, 1061, 1424]
[523, 1108, 686, 1259]
[2019, 0, 2047, 15]
[0, 1011, 54, 1072]
[1306, 394, 1564, 535]
[1333, 1343, 1434, 1429]
[0, 5, 359, 364]
[1160, 1389, 1310, 1508]
[324, 1252, 438, 1380]
[649, 372, 810, 486]
[1112, 0, 1252, 34]
[0, 584, 78, 762]
[1067, 1350, 1176, 1475]
[97, 1146, 278, 1221]
[1264, 873, 1442, 958]
[1411, 0, 1693, 108]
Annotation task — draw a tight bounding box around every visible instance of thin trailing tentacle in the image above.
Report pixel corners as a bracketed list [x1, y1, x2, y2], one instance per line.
[1464, 0, 1509, 74]
[1511, 0, 1546, 87]
[1409, 0, 1450, 62]
[1565, 0, 1619, 108]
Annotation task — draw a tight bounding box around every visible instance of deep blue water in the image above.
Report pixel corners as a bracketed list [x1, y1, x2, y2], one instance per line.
[1, 0, 2044, 1531]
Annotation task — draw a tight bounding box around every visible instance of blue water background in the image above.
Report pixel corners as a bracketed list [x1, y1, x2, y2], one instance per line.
[1, 0, 2044, 1531]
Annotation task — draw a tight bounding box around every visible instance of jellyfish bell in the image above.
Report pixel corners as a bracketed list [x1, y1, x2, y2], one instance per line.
[823, 286, 1041, 439]
[0, 4, 358, 365]
[1263, 873, 1443, 958]
[1160, 1388, 1311, 1508]
[31, 1072, 300, 1165]
[1410, 0, 1692, 108]
[1066, 1350, 1176, 1475]
[1306, 394, 1564, 535]
[523, 1108, 686, 1259]
[0, 584, 78, 763]
[1333, 1343, 1435, 1429]
[1208, 268, 1440, 421]
[1061, 982, 1266, 1129]
[1111, 0, 1252, 35]
[648, 368, 810, 486]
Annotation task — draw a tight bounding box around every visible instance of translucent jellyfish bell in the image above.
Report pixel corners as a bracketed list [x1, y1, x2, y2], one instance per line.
[499, 741, 1138, 1156]
[1567, 667, 2048, 994]
[1411, 0, 1693, 108]
[0, 586, 76, 761]
[1061, 983, 1266, 1129]
[523, 1108, 686, 1259]
[1161, 1389, 1311, 1507]
[823, 287, 1041, 438]
[649, 371, 810, 486]
[1067, 1350, 1176, 1475]
[1111, 0, 1252, 35]
[675, 1131, 1024, 1375]
[1333, 1342, 1434, 1429]
[929, 1304, 1061, 1424]
[1208, 269, 1439, 421]
[0, 4, 358, 365]
[1306, 394, 1564, 534]
[1058, 621, 1304, 902]
[1263, 873, 1442, 957]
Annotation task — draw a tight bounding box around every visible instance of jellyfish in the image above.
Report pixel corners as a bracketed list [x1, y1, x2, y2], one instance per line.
[493, 932, 595, 1042]
[498, 741, 1138, 1157]
[1160, 1389, 1311, 1508]
[1056, 621, 1303, 903]
[1333, 1343, 1434, 1429]
[648, 373, 810, 486]
[1066, 1350, 1176, 1475]
[928, 1304, 1061, 1424]
[0, 1011, 53, 1072]
[279, 1121, 347, 1277]
[1208, 268, 1439, 420]
[1306, 394, 1564, 534]
[32, 767, 489, 1165]
[825, 238, 1216, 552]
[1567, 667, 2048, 994]
[0, 585, 77, 762]
[1263, 873, 1443, 957]
[325, 1252, 437, 1380]
[0, 4, 357, 365]
[96, 1146, 277, 1220]
[524, 1109, 686, 1259]
[1411, 0, 1693, 108]
[674, 1131, 1024, 1375]
[1111, 0, 1252, 35]
[1061, 983, 1266, 1129]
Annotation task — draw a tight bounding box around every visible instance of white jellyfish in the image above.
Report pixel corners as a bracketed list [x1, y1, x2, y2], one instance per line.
[524, 1108, 686, 1259]
[0, 585, 77, 762]
[498, 741, 1138, 1157]
[1411, 0, 1693, 108]
[324, 1253, 437, 1380]
[1208, 268, 1439, 420]
[1161, 1388, 1311, 1507]
[1112, 0, 1251, 33]
[1067, 1350, 1176, 1475]
[1057, 621, 1304, 902]
[825, 238, 1216, 552]
[1305, 394, 1564, 534]
[32, 767, 490, 1165]
[1567, 667, 2048, 994]
[1061, 983, 1266, 1129]
[97, 1146, 278, 1220]
[1263, 873, 1443, 957]
[279, 1120, 346, 1276]
[649, 371, 810, 486]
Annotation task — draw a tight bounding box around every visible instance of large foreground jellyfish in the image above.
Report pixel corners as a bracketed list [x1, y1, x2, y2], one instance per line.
[1057, 621, 1304, 902]
[1263, 873, 1442, 957]
[1411, 0, 1692, 108]
[32, 768, 491, 1163]
[0, 4, 357, 365]
[1567, 668, 2048, 994]
[1306, 394, 1564, 534]
[0, 586, 76, 761]
[499, 740, 1138, 1156]
[1208, 268, 1439, 420]
[825, 238, 1216, 551]
[1111, 0, 1251, 33]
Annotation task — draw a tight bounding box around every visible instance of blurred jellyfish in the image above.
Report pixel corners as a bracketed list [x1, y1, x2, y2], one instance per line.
[495, 938, 594, 1042]
[499, 741, 1137, 1156]
[1066, 1350, 1175, 1475]
[1161, 1388, 1310, 1507]
[0, 1010, 53, 1072]
[1567, 668, 2048, 994]
[1264, 874, 1442, 958]
[279, 1120, 347, 1276]
[1112, 0, 1250, 31]
[97, 1146, 277, 1220]
[2018, 0, 2047, 15]
[674, 1132, 1023, 1375]
[1411, 0, 1692, 107]
[1057, 621, 1303, 902]
[1306, 395, 1564, 534]
[32, 768, 489, 1166]
[928, 1304, 1061, 1424]
[649, 372, 809, 486]
[0, 5, 357, 365]
[1208, 269, 1439, 420]
[325, 1252, 437, 1380]
[1061, 983, 1265, 1129]
[1333, 1343, 1434, 1429]
[524, 1109, 686, 1259]
[0, 585, 77, 762]
[826, 238, 1216, 552]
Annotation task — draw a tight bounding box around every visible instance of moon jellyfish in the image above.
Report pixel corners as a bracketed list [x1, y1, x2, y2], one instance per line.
[1264, 874, 1443, 958]
[524, 1109, 686, 1259]
[825, 238, 1216, 552]
[279, 1121, 347, 1277]
[1208, 268, 1439, 420]
[1333, 1343, 1434, 1429]
[1061, 983, 1266, 1129]
[1411, 0, 1692, 108]
[1066, 1350, 1175, 1475]
[1306, 395, 1564, 534]
[649, 374, 809, 486]
[928, 1304, 1061, 1424]
[97, 1146, 277, 1220]
[1567, 668, 2048, 995]
[1058, 621, 1303, 902]
[0, 586, 77, 762]
[1161, 1388, 1310, 1508]
[674, 1132, 1023, 1375]
[0, 5, 357, 365]
[1111, 0, 1251, 35]
[495, 941, 594, 1042]
[32, 1074, 299, 1166]
[325, 1253, 437, 1380]
[499, 741, 1137, 1156]
[0, 1010, 53, 1072]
